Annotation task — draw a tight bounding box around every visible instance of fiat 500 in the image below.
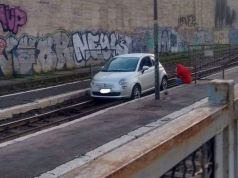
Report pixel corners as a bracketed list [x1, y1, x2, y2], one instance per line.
[90, 53, 168, 99]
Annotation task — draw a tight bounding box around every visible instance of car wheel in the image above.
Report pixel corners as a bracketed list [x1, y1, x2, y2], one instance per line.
[160, 77, 168, 91]
[131, 85, 141, 99]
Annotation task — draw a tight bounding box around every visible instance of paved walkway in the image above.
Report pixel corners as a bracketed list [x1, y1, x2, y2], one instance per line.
[0, 68, 237, 178]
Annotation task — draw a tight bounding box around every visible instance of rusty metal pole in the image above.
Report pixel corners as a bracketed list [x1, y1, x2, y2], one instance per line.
[154, 0, 160, 100]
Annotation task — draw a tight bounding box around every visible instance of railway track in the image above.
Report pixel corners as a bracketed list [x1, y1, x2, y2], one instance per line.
[1, 55, 238, 143]
[0, 76, 179, 143]
[0, 99, 124, 143]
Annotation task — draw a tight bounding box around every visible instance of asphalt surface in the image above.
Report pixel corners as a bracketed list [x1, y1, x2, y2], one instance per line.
[0, 68, 237, 178]
[0, 80, 90, 109]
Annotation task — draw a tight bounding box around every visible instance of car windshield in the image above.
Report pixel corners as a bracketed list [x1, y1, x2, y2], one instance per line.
[101, 57, 139, 72]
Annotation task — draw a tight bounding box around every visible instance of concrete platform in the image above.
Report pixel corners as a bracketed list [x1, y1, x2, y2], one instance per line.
[0, 68, 237, 178]
[0, 80, 90, 109]
[0, 80, 90, 120]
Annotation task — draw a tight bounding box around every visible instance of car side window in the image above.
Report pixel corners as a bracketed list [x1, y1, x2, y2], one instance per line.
[150, 57, 162, 67]
[150, 57, 155, 66]
[139, 57, 152, 71]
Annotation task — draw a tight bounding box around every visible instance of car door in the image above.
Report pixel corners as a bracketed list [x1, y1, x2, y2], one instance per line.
[150, 56, 164, 87]
[138, 56, 153, 91]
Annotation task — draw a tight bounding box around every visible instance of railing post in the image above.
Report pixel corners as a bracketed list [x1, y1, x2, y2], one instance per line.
[235, 95, 238, 177]
[208, 79, 236, 178]
[214, 128, 229, 178]
[194, 48, 197, 84]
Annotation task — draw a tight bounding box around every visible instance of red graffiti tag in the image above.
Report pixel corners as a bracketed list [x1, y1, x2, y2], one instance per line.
[0, 4, 27, 34]
[0, 38, 6, 55]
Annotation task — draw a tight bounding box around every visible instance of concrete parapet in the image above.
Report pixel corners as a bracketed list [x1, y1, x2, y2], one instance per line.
[208, 79, 234, 106]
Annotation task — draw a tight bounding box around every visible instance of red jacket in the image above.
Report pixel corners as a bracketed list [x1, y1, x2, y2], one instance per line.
[176, 64, 192, 84]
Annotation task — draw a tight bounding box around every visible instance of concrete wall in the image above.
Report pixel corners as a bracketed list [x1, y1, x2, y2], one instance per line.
[0, 0, 237, 77]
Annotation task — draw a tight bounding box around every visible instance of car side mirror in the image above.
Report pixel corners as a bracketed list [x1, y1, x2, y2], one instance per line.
[142, 66, 149, 74]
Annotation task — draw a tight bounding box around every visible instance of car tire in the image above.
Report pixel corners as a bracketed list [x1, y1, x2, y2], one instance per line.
[131, 85, 141, 99]
[160, 77, 168, 91]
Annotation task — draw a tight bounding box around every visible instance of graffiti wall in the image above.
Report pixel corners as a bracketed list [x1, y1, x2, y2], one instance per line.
[3, 28, 238, 77]
[0, 31, 131, 76]
[0, 0, 238, 78]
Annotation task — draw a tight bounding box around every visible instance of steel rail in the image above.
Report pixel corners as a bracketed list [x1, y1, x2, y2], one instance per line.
[0, 100, 93, 132]
[0, 99, 123, 142]
[1, 56, 238, 143]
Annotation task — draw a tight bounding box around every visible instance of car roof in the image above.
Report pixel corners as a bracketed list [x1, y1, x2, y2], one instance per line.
[115, 53, 154, 58]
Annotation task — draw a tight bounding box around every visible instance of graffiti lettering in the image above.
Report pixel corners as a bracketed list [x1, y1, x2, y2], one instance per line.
[2, 27, 237, 78]
[160, 29, 170, 53]
[131, 28, 151, 53]
[72, 32, 129, 63]
[0, 31, 130, 76]
[0, 4, 27, 34]
[215, 0, 236, 28]
[160, 28, 181, 53]
[214, 31, 228, 44]
[0, 38, 6, 55]
[132, 28, 181, 53]
[52, 32, 75, 69]
[0, 37, 16, 76]
[178, 15, 196, 27]
[229, 29, 238, 44]
[193, 31, 213, 45]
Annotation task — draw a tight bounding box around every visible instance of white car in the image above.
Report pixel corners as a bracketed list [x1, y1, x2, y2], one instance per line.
[90, 53, 168, 99]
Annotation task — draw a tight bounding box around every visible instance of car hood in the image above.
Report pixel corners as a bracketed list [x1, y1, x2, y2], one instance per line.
[93, 72, 135, 82]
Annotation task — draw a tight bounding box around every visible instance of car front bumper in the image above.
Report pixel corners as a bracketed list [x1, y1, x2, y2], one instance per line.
[90, 83, 132, 99]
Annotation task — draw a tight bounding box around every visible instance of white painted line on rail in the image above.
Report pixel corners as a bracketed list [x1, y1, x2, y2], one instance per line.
[36, 97, 208, 178]
[0, 79, 90, 99]
[0, 88, 89, 120]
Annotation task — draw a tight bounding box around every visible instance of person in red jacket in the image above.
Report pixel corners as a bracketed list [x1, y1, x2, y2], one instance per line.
[176, 64, 192, 85]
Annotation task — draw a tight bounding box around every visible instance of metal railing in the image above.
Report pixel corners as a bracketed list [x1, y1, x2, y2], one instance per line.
[189, 44, 238, 83]
[161, 139, 214, 178]
[61, 80, 238, 178]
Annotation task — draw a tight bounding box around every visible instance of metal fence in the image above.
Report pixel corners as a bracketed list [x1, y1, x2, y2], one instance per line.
[158, 44, 238, 83]
[189, 44, 238, 83]
[161, 139, 214, 178]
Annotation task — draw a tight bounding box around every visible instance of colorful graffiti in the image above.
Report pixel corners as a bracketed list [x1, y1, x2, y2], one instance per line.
[0, 4, 27, 34]
[72, 32, 130, 62]
[1, 27, 238, 77]
[178, 15, 197, 27]
[131, 28, 153, 53]
[214, 31, 228, 44]
[0, 38, 6, 55]
[0, 30, 131, 76]
[193, 31, 213, 45]
[0, 37, 14, 76]
[229, 29, 238, 44]
[131, 28, 185, 53]
[215, 0, 236, 28]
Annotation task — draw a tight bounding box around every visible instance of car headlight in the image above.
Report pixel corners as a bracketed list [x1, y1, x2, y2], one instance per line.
[119, 79, 128, 88]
